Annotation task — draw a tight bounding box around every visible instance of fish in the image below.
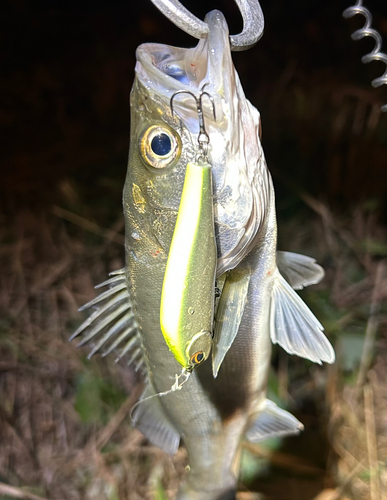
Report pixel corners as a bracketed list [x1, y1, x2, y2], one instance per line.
[71, 9, 335, 500]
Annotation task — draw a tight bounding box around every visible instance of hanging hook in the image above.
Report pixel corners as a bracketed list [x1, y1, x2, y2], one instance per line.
[170, 86, 217, 163]
[149, 0, 264, 51]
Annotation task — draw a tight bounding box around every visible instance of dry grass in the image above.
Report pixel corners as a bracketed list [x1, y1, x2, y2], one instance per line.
[292, 197, 387, 500]
[0, 196, 386, 499]
[0, 211, 188, 500]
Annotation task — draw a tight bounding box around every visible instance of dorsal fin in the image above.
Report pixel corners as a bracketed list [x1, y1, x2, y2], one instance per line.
[70, 269, 144, 371]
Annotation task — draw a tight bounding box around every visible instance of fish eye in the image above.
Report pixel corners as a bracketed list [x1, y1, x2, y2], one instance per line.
[190, 351, 205, 366]
[151, 133, 171, 156]
[140, 124, 181, 169]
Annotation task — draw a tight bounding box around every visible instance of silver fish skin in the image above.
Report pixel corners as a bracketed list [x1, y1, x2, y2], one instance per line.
[72, 9, 335, 500]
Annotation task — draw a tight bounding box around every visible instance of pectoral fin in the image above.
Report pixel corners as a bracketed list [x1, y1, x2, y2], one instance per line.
[132, 385, 180, 455]
[277, 251, 325, 290]
[246, 399, 304, 442]
[270, 271, 335, 364]
[212, 269, 250, 378]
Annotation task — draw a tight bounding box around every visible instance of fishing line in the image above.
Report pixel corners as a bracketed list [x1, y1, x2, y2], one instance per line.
[130, 368, 191, 420]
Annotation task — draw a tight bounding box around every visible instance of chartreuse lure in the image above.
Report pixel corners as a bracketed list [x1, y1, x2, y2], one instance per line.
[160, 89, 217, 370]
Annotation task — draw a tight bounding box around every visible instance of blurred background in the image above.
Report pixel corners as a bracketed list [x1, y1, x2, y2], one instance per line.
[1, 0, 387, 499]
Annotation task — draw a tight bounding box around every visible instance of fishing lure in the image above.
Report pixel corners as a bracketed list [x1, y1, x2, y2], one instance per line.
[344, 0, 387, 111]
[160, 88, 217, 370]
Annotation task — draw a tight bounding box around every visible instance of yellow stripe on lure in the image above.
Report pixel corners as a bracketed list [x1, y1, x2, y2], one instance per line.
[160, 161, 217, 370]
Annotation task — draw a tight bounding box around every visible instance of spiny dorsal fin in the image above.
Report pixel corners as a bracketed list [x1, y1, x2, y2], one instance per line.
[132, 385, 180, 455]
[277, 251, 325, 290]
[71, 269, 144, 370]
[246, 399, 304, 442]
[270, 270, 335, 364]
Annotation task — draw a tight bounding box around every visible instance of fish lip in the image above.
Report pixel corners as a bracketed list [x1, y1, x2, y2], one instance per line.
[135, 10, 232, 100]
[135, 43, 190, 95]
[135, 10, 235, 139]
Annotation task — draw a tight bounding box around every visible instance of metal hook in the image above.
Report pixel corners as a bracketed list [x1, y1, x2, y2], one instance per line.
[170, 86, 216, 163]
[149, 0, 264, 51]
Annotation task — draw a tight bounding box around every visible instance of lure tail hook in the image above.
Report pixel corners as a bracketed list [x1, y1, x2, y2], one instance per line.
[170, 86, 217, 162]
[344, 0, 387, 112]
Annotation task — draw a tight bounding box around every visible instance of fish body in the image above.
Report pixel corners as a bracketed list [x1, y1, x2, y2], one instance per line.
[72, 10, 335, 500]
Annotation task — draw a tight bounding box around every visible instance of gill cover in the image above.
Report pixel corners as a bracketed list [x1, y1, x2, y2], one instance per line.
[160, 161, 217, 369]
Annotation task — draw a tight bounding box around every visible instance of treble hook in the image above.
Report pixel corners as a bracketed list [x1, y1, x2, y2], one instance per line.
[149, 0, 264, 51]
[170, 86, 217, 163]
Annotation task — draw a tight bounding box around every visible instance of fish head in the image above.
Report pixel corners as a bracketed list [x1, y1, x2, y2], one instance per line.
[125, 8, 268, 271]
[124, 9, 270, 372]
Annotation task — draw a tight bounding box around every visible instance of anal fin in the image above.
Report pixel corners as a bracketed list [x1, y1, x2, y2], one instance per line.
[246, 399, 304, 442]
[132, 385, 180, 455]
[270, 270, 335, 364]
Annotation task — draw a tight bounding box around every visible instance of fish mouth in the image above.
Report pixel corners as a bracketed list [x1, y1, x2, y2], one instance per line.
[135, 10, 234, 131]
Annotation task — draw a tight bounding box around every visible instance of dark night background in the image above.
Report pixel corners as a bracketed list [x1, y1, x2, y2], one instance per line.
[1, 0, 387, 213]
[1, 1, 387, 500]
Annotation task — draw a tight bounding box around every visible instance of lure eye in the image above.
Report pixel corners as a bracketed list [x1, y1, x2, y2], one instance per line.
[186, 331, 212, 369]
[190, 351, 205, 365]
[140, 125, 181, 169]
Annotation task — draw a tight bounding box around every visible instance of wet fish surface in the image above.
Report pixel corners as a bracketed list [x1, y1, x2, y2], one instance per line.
[72, 10, 335, 500]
